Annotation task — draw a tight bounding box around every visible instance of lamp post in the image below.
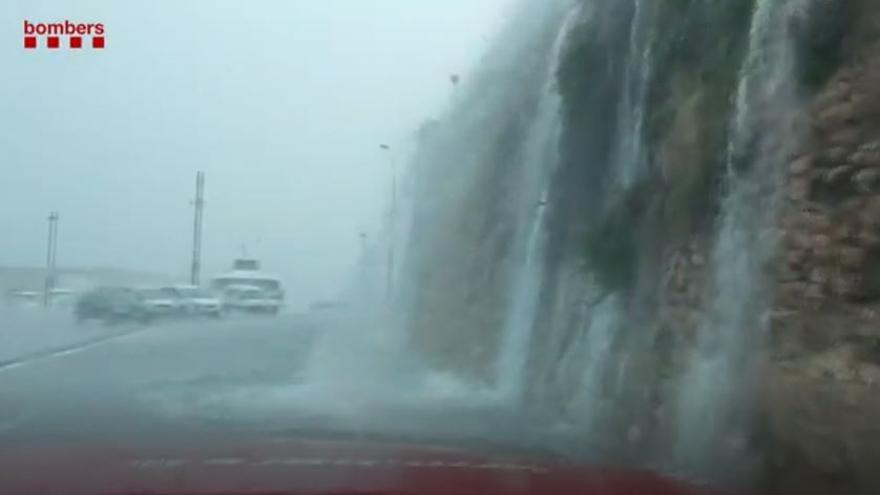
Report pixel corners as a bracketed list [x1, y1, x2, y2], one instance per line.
[44, 211, 59, 308]
[190, 171, 205, 286]
[379, 144, 397, 302]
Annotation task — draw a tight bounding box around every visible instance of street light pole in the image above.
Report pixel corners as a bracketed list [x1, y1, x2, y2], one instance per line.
[44, 211, 59, 308]
[379, 144, 397, 302]
[190, 171, 205, 286]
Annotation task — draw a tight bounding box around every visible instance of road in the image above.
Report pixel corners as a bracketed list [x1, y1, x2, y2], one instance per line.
[0, 310, 590, 461]
[0, 312, 320, 444]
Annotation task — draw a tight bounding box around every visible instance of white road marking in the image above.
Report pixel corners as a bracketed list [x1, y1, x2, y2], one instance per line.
[0, 327, 150, 374]
[0, 316, 310, 374]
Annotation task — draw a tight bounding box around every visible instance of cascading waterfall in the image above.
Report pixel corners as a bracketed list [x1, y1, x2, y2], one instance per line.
[558, 294, 622, 435]
[495, 5, 582, 402]
[396, 0, 575, 384]
[615, 0, 654, 189]
[575, 0, 656, 436]
[672, 0, 809, 479]
[324, 0, 822, 483]
[536, 0, 655, 442]
[495, 189, 550, 400]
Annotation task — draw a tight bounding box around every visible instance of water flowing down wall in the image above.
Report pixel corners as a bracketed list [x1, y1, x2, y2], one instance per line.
[670, 0, 810, 482]
[526, 0, 666, 453]
[613, 0, 654, 189]
[392, 0, 852, 490]
[397, 0, 575, 383]
[494, 5, 583, 403]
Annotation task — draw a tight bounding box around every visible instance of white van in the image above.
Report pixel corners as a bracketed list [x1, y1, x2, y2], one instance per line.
[210, 259, 284, 314]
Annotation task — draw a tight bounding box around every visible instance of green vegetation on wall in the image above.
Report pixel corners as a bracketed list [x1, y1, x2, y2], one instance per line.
[582, 191, 643, 293]
[646, 0, 756, 235]
[556, 0, 758, 293]
[792, 0, 855, 91]
[556, 22, 615, 126]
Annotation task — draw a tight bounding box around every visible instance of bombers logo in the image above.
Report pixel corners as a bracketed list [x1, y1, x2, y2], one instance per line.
[23, 20, 105, 49]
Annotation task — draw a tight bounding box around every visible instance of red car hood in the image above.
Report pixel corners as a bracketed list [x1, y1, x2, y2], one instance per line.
[0, 437, 727, 495]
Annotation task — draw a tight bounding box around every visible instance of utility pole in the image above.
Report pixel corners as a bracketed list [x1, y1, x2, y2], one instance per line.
[44, 211, 59, 307]
[190, 171, 205, 286]
[379, 144, 397, 302]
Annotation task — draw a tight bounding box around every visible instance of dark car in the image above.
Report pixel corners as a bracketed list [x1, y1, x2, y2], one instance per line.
[74, 287, 150, 324]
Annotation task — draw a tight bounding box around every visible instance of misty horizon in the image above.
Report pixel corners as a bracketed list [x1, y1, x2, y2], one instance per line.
[1, 0, 515, 309]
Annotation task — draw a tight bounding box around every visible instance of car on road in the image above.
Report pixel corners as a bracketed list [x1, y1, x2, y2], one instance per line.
[75, 287, 150, 324]
[137, 287, 186, 319]
[211, 258, 285, 310]
[222, 284, 282, 315]
[3, 290, 41, 309]
[172, 285, 223, 318]
[47, 288, 76, 307]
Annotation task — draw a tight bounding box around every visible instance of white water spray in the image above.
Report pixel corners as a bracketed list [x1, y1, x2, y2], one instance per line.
[560, 294, 622, 432]
[615, 0, 655, 189]
[495, 5, 582, 402]
[672, 0, 809, 478]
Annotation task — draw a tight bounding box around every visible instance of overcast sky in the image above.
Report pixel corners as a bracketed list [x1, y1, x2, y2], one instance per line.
[0, 0, 514, 308]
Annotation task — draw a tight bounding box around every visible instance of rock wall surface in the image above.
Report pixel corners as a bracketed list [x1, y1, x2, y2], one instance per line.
[764, 12, 880, 491]
[652, 2, 880, 490]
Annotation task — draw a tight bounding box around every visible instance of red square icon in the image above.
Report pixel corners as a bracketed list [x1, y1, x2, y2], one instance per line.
[47, 36, 60, 49]
[70, 36, 82, 49]
[92, 36, 105, 49]
[24, 37, 36, 49]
